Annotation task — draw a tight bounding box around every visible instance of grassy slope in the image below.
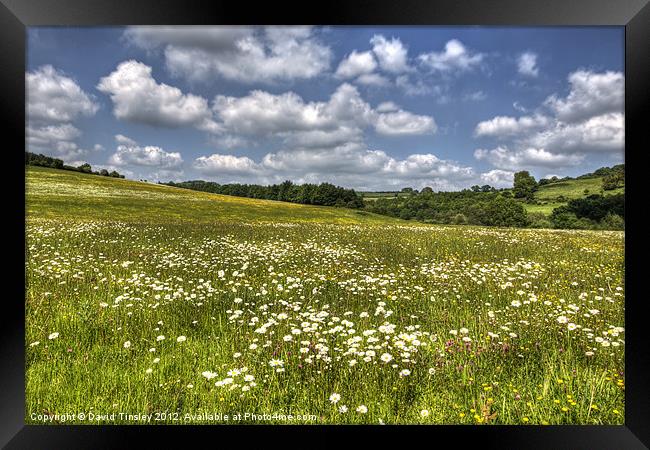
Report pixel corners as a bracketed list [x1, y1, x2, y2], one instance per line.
[361, 177, 624, 215]
[524, 177, 624, 216]
[360, 192, 410, 202]
[26, 166, 402, 225]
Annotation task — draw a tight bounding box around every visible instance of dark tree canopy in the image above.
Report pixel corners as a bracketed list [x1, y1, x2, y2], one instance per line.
[602, 170, 624, 191]
[550, 193, 624, 229]
[366, 189, 528, 227]
[166, 180, 365, 209]
[26, 152, 125, 178]
[513, 171, 538, 200]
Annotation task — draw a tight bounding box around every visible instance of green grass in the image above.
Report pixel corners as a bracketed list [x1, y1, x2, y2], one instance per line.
[26, 166, 401, 225]
[26, 167, 625, 425]
[534, 177, 623, 202]
[361, 192, 411, 202]
[523, 177, 624, 216]
[523, 202, 564, 216]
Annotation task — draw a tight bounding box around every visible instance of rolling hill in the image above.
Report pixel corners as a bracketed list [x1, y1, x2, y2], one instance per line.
[25, 166, 401, 225]
[523, 176, 624, 216]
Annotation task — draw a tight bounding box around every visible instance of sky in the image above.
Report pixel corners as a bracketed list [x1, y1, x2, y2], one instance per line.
[26, 26, 624, 191]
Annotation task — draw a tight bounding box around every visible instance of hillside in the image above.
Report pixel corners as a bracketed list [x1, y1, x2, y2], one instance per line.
[25, 166, 401, 225]
[524, 176, 624, 215]
[361, 174, 624, 215]
[361, 192, 411, 202]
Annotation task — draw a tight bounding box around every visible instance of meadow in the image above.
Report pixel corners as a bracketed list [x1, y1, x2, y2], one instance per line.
[26, 166, 625, 424]
[524, 177, 625, 216]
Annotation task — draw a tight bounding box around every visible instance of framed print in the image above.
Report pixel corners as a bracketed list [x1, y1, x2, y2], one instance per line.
[2, 0, 648, 447]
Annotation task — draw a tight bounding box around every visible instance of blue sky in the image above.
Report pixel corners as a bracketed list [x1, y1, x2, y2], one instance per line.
[26, 26, 624, 190]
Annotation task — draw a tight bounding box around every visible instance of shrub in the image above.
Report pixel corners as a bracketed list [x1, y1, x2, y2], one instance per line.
[527, 212, 553, 229]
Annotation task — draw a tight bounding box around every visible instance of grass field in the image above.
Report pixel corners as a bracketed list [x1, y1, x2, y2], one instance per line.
[361, 178, 624, 216]
[361, 192, 411, 202]
[523, 177, 625, 216]
[26, 167, 625, 425]
[26, 167, 398, 225]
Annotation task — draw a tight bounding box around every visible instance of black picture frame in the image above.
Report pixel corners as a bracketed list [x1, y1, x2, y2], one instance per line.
[2, 0, 648, 448]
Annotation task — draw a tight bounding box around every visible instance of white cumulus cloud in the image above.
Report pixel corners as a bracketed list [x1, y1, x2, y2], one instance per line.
[125, 26, 332, 84]
[211, 83, 436, 143]
[97, 60, 218, 131]
[26, 65, 101, 163]
[544, 70, 623, 123]
[480, 169, 515, 187]
[527, 112, 624, 154]
[194, 153, 260, 175]
[418, 39, 484, 73]
[474, 146, 585, 170]
[335, 50, 377, 79]
[475, 115, 550, 137]
[375, 110, 437, 136]
[474, 69, 624, 173]
[370, 35, 411, 74]
[517, 52, 539, 77]
[108, 136, 183, 170]
[193, 141, 478, 191]
[27, 65, 98, 123]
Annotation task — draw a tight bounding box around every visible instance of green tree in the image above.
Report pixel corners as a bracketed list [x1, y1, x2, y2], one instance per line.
[513, 171, 538, 201]
[602, 171, 624, 190]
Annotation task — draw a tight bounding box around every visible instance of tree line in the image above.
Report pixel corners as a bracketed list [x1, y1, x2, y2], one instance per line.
[512, 167, 624, 229]
[26, 152, 125, 178]
[366, 166, 624, 230]
[549, 194, 624, 229]
[366, 190, 529, 227]
[28, 151, 623, 230]
[537, 164, 624, 190]
[164, 180, 365, 208]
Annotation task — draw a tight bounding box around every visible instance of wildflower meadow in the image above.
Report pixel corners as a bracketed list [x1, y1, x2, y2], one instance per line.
[26, 167, 625, 424]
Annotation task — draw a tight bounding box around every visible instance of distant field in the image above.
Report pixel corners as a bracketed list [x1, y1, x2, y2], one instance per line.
[523, 177, 624, 216]
[26, 166, 399, 225]
[363, 178, 624, 215]
[534, 177, 623, 202]
[361, 192, 410, 202]
[26, 167, 625, 425]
